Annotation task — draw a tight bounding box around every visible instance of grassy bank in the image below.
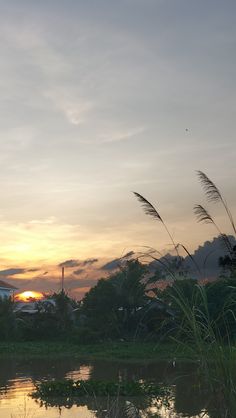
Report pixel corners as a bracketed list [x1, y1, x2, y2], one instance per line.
[0, 341, 194, 362]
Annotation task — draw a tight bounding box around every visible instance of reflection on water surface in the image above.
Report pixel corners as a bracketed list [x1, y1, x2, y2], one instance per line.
[0, 357, 211, 418]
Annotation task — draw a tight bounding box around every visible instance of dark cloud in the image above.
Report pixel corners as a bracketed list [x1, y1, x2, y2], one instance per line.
[101, 259, 120, 271]
[80, 258, 98, 266]
[0, 268, 27, 276]
[9, 276, 60, 293]
[59, 258, 98, 268]
[101, 251, 134, 271]
[9, 274, 98, 293]
[148, 235, 236, 279]
[73, 269, 84, 276]
[66, 278, 98, 289]
[59, 259, 80, 268]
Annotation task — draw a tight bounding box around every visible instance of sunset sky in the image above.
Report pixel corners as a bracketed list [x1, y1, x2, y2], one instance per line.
[0, 0, 235, 298]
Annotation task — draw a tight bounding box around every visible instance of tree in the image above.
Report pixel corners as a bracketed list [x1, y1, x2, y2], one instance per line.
[0, 297, 17, 341]
[80, 260, 148, 340]
[81, 279, 121, 339]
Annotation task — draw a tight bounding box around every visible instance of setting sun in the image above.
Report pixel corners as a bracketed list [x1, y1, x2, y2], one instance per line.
[15, 291, 44, 302]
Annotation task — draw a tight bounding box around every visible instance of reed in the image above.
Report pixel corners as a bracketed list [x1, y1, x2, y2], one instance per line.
[133, 192, 180, 258]
[133, 171, 236, 416]
[195, 171, 236, 259]
[170, 282, 236, 417]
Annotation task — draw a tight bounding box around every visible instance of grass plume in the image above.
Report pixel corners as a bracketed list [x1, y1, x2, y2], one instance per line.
[194, 204, 233, 254]
[133, 192, 179, 258]
[197, 170, 236, 235]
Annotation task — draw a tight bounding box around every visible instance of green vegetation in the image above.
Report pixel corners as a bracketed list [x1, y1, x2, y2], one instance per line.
[0, 341, 192, 361]
[32, 379, 173, 417]
[32, 379, 172, 397]
[131, 171, 236, 418]
[168, 282, 236, 417]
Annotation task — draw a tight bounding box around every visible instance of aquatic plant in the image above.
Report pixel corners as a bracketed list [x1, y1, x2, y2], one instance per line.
[32, 379, 172, 417]
[32, 379, 172, 398]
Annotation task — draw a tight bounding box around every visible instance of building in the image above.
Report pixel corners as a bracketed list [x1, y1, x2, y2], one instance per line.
[0, 280, 17, 299]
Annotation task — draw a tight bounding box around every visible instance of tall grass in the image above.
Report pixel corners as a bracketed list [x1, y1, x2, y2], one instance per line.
[133, 170, 236, 416]
[170, 282, 236, 417]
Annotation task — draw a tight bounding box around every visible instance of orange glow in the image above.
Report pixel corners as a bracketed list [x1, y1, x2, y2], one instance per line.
[15, 291, 44, 302]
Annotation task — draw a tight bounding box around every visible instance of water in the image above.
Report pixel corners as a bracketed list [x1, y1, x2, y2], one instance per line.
[0, 357, 210, 418]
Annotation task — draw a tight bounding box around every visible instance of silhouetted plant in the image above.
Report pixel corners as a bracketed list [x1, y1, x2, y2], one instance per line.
[0, 297, 17, 341]
[195, 171, 236, 267]
[133, 192, 179, 258]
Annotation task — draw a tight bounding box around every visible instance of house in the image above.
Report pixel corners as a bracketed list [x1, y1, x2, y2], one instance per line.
[0, 280, 17, 299]
[14, 299, 56, 315]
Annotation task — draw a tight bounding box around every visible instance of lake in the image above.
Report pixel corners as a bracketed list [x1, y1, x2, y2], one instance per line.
[0, 356, 211, 418]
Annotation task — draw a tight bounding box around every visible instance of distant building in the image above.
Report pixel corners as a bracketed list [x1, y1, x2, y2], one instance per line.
[0, 280, 17, 299]
[14, 299, 56, 315]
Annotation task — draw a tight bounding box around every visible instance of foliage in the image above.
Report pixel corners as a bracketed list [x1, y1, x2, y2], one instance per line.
[16, 291, 78, 341]
[80, 260, 149, 340]
[33, 379, 172, 398]
[0, 341, 189, 361]
[31, 378, 172, 417]
[219, 245, 236, 275]
[161, 278, 198, 308]
[167, 282, 236, 417]
[205, 277, 236, 339]
[52, 290, 75, 332]
[0, 297, 18, 341]
[81, 278, 121, 339]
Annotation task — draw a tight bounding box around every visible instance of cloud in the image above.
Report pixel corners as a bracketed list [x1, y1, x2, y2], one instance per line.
[29, 217, 57, 225]
[59, 258, 98, 268]
[45, 90, 94, 126]
[101, 259, 120, 271]
[0, 268, 27, 276]
[59, 259, 80, 268]
[67, 278, 97, 288]
[73, 269, 84, 276]
[10, 275, 98, 295]
[80, 258, 98, 266]
[0, 267, 40, 277]
[101, 251, 134, 271]
[97, 126, 146, 144]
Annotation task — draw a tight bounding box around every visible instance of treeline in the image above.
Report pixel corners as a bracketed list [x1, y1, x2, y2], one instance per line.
[1, 259, 236, 343]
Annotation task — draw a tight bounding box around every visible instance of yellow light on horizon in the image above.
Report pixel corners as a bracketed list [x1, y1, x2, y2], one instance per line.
[15, 291, 44, 302]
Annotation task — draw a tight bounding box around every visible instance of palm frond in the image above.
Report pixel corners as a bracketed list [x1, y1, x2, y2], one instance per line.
[133, 192, 162, 221]
[197, 171, 222, 203]
[194, 204, 215, 224]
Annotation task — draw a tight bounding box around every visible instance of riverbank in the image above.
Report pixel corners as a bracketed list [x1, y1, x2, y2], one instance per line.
[0, 341, 194, 362]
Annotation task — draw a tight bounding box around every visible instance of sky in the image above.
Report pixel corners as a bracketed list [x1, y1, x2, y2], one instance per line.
[0, 0, 235, 298]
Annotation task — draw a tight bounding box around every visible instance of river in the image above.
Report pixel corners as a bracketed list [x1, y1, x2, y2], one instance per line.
[0, 356, 211, 418]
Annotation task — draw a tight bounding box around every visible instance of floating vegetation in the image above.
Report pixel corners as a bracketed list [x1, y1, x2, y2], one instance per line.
[32, 379, 174, 416]
[32, 379, 172, 398]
